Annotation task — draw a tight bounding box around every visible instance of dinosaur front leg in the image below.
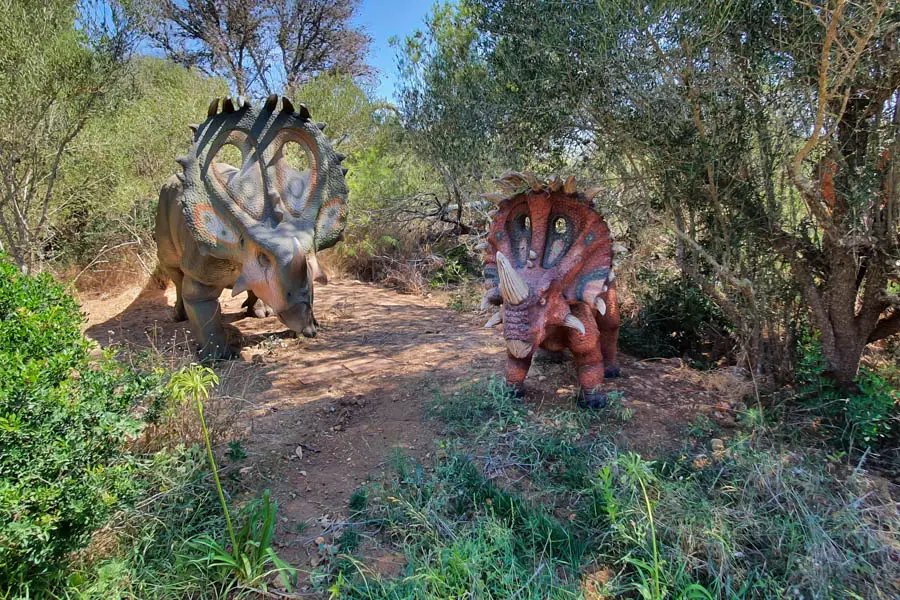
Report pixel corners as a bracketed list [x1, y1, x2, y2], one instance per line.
[182, 277, 239, 360]
[243, 291, 275, 318]
[598, 287, 621, 379]
[568, 304, 607, 409]
[504, 354, 533, 398]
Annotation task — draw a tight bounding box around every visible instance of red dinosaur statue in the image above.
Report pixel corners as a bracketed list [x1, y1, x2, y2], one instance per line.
[479, 172, 623, 408]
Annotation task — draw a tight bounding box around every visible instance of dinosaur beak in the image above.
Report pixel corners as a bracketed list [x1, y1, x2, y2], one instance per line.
[496, 251, 530, 305]
[505, 339, 533, 358]
[278, 302, 316, 337]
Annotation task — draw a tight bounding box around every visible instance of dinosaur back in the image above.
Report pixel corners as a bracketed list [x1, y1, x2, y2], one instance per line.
[176, 96, 348, 259]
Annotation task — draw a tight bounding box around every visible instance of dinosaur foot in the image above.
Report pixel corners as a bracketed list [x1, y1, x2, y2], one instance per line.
[199, 342, 241, 362]
[173, 306, 188, 322]
[604, 366, 621, 379]
[576, 388, 607, 410]
[506, 382, 526, 399]
[244, 299, 275, 319]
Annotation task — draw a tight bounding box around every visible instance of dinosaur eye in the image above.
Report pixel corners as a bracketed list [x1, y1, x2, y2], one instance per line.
[258, 253, 271, 268]
[554, 218, 567, 234]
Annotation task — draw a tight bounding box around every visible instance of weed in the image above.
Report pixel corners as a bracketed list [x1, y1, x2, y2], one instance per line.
[605, 390, 634, 423]
[428, 376, 524, 435]
[324, 383, 899, 600]
[169, 366, 295, 594]
[686, 413, 717, 439]
[227, 439, 247, 461]
[348, 488, 369, 513]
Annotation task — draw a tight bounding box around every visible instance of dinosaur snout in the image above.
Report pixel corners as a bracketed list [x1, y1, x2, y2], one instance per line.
[277, 302, 316, 336]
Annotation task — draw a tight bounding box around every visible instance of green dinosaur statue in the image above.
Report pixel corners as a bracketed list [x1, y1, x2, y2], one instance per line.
[155, 95, 348, 359]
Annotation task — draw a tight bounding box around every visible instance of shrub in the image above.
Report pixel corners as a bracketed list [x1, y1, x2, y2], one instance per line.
[0, 256, 156, 587]
[620, 271, 733, 367]
[796, 332, 899, 450]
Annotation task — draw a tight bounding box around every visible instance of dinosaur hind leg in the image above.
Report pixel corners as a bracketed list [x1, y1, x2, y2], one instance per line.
[243, 291, 275, 318]
[169, 268, 188, 322]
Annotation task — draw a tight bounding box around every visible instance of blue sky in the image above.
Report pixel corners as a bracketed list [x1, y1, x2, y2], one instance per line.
[355, 0, 434, 101]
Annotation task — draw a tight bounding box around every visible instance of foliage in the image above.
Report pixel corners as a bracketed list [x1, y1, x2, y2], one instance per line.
[0, 255, 155, 588]
[0, 0, 134, 271]
[62, 446, 231, 600]
[620, 272, 733, 367]
[797, 333, 899, 450]
[317, 384, 899, 600]
[168, 365, 295, 593]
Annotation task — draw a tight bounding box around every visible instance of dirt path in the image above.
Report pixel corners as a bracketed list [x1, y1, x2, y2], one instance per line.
[80, 277, 741, 575]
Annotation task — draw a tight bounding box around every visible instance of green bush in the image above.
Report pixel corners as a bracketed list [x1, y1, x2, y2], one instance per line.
[796, 332, 899, 450]
[620, 271, 733, 367]
[0, 256, 156, 587]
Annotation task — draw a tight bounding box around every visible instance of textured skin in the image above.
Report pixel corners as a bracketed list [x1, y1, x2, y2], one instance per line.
[481, 173, 621, 408]
[155, 96, 348, 359]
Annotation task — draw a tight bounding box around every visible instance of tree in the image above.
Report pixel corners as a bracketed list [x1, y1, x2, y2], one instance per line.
[137, 0, 371, 95]
[395, 3, 501, 237]
[265, 0, 371, 90]
[136, 0, 267, 95]
[0, 0, 135, 272]
[409, 0, 899, 387]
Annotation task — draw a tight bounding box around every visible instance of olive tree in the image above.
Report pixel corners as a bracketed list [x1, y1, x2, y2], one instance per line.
[435, 0, 898, 387]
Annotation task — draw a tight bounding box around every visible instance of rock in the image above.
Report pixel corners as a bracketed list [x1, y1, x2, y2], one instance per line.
[711, 438, 726, 459]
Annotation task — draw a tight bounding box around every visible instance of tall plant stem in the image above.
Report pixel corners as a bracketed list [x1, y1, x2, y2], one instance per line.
[640, 478, 662, 600]
[197, 398, 238, 559]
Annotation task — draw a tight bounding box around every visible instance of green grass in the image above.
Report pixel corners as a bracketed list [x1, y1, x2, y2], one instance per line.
[312, 381, 900, 600]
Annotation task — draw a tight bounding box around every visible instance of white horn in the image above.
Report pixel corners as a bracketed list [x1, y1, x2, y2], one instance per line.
[496, 251, 530, 305]
[484, 310, 503, 328]
[563, 314, 585, 335]
[595, 297, 607, 316]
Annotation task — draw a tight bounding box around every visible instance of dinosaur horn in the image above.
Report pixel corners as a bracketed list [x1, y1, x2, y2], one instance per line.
[207, 97, 219, 118]
[307, 252, 328, 284]
[484, 310, 503, 328]
[496, 251, 530, 305]
[264, 94, 278, 112]
[562, 314, 586, 335]
[480, 192, 506, 205]
[291, 237, 309, 280]
[522, 171, 541, 191]
[491, 178, 518, 194]
[584, 187, 602, 201]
